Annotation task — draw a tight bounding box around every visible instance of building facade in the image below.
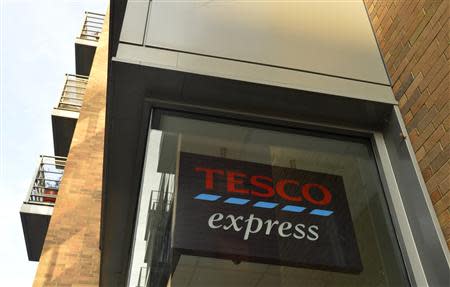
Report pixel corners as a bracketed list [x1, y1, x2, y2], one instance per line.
[365, 0, 450, 248]
[20, 1, 449, 286]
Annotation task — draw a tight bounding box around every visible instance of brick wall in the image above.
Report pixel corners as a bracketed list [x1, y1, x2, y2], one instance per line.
[33, 12, 109, 286]
[364, 0, 449, 248]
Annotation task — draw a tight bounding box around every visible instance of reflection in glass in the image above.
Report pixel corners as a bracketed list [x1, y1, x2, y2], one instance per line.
[127, 114, 409, 287]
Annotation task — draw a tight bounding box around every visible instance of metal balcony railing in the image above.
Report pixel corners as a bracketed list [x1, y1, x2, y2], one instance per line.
[144, 173, 175, 287]
[56, 74, 88, 112]
[78, 11, 105, 42]
[137, 266, 148, 287]
[24, 155, 67, 207]
[145, 173, 175, 240]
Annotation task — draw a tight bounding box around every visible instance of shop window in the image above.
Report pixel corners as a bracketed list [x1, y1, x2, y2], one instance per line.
[128, 112, 409, 287]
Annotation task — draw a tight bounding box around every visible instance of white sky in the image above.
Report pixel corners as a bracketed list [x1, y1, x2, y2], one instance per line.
[0, 0, 107, 284]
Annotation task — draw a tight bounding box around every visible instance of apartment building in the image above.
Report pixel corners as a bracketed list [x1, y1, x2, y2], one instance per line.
[20, 1, 449, 286]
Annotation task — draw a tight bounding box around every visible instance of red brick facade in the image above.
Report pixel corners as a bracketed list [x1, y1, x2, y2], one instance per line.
[33, 12, 109, 287]
[365, 0, 449, 248]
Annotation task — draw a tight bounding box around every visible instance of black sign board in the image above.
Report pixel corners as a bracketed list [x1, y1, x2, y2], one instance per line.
[173, 152, 362, 273]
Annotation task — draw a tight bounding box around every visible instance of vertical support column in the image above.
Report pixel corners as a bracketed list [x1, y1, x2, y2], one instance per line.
[33, 9, 109, 287]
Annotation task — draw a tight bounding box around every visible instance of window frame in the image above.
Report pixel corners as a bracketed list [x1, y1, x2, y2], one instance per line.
[128, 101, 449, 286]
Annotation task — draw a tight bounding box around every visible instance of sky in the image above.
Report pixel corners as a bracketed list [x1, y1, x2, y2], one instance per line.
[0, 0, 107, 285]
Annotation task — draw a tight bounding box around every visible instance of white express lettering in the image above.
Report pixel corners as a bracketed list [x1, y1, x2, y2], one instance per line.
[307, 225, 319, 241]
[224, 215, 244, 231]
[208, 213, 224, 229]
[293, 223, 306, 239]
[244, 214, 263, 240]
[278, 222, 292, 237]
[207, 213, 320, 241]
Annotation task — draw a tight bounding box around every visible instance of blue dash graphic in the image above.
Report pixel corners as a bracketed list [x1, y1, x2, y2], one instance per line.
[194, 194, 221, 201]
[224, 197, 250, 205]
[282, 205, 306, 213]
[253, 201, 278, 209]
[310, 209, 334, 216]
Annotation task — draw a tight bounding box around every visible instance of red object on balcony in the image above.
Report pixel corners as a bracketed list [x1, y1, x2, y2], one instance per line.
[43, 188, 57, 203]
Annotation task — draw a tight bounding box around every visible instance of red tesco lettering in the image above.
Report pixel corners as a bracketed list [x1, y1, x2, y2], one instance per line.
[194, 167, 332, 206]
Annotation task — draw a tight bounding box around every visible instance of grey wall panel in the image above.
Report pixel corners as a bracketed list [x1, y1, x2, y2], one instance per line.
[144, 0, 389, 85]
[120, 0, 150, 45]
[116, 44, 396, 104]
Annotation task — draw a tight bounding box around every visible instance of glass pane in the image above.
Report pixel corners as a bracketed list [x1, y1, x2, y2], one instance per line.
[128, 113, 409, 287]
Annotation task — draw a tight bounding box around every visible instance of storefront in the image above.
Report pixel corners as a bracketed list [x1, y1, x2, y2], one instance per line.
[101, 1, 449, 286]
[130, 110, 412, 286]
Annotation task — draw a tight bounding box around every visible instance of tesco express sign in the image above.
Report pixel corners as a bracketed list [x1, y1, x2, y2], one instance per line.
[172, 152, 363, 274]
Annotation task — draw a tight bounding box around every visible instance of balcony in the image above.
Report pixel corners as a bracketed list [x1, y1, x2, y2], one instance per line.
[75, 11, 105, 76]
[137, 266, 148, 287]
[51, 74, 88, 156]
[20, 155, 66, 261]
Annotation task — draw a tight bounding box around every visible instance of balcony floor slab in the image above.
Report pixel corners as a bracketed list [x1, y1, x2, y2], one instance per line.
[75, 38, 98, 76]
[20, 203, 53, 261]
[52, 108, 79, 157]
